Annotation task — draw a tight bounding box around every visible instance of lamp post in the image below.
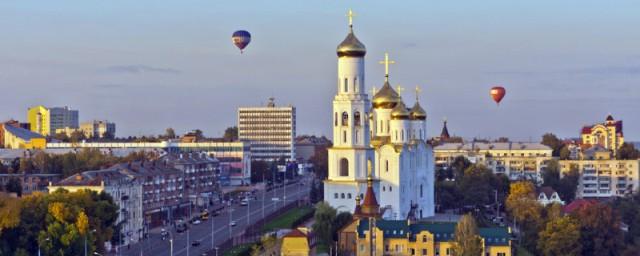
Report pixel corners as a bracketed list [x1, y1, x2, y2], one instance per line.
[84, 229, 97, 256]
[38, 237, 49, 256]
[166, 229, 174, 256]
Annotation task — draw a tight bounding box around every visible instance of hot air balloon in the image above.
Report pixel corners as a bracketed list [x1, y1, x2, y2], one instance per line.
[232, 30, 251, 53]
[490, 86, 506, 105]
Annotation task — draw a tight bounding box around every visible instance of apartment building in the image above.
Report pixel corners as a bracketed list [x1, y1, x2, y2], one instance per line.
[238, 97, 296, 161]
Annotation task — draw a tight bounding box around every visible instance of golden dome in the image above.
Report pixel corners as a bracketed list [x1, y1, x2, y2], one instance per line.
[391, 101, 410, 120]
[337, 30, 366, 57]
[372, 81, 401, 109]
[410, 102, 427, 120]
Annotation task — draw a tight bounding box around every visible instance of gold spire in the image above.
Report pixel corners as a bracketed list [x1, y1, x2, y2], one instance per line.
[347, 9, 356, 29]
[415, 86, 422, 102]
[378, 52, 395, 82]
[396, 85, 405, 96]
[370, 86, 377, 96]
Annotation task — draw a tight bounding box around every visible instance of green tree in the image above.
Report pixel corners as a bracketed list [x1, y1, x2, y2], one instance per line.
[452, 214, 483, 256]
[312, 202, 336, 246]
[575, 203, 624, 256]
[4, 177, 22, 197]
[506, 181, 543, 253]
[542, 159, 560, 188]
[557, 167, 580, 202]
[18, 158, 34, 173]
[537, 216, 581, 256]
[309, 146, 329, 179]
[332, 212, 353, 241]
[251, 160, 269, 183]
[616, 143, 640, 160]
[559, 145, 571, 160]
[541, 133, 564, 157]
[223, 126, 238, 141]
[459, 164, 494, 207]
[164, 128, 176, 139]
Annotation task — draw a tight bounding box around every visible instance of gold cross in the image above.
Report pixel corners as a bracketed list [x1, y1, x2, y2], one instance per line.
[378, 52, 395, 81]
[347, 9, 356, 28]
[396, 85, 405, 95]
[415, 86, 422, 101]
[370, 86, 377, 96]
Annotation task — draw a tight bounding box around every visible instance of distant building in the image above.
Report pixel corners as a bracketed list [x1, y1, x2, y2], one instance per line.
[580, 114, 624, 154]
[0, 120, 31, 148]
[238, 97, 296, 161]
[434, 142, 553, 182]
[537, 186, 564, 206]
[27, 105, 79, 136]
[2, 125, 46, 149]
[80, 120, 116, 138]
[294, 135, 331, 162]
[0, 173, 61, 194]
[559, 153, 639, 198]
[48, 169, 144, 245]
[280, 228, 311, 256]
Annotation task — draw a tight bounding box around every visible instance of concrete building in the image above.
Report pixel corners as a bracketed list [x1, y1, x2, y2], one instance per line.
[238, 98, 296, 161]
[323, 15, 434, 220]
[80, 120, 116, 138]
[48, 169, 145, 245]
[2, 125, 46, 149]
[581, 114, 624, 154]
[0, 173, 61, 194]
[28, 105, 79, 136]
[434, 142, 553, 182]
[294, 135, 331, 162]
[0, 120, 31, 148]
[560, 156, 639, 198]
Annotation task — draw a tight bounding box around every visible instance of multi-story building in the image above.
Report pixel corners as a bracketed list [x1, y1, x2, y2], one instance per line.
[48, 169, 145, 245]
[80, 120, 116, 138]
[27, 105, 79, 136]
[580, 114, 624, 154]
[46, 140, 251, 185]
[238, 98, 296, 161]
[1, 120, 31, 148]
[434, 142, 553, 182]
[559, 154, 639, 198]
[294, 135, 332, 162]
[2, 125, 46, 149]
[0, 173, 61, 194]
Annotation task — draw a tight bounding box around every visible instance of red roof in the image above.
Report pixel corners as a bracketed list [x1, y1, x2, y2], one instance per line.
[581, 126, 592, 134]
[362, 185, 379, 209]
[284, 229, 308, 238]
[563, 199, 598, 214]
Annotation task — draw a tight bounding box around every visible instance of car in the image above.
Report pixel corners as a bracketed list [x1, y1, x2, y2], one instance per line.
[192, 219, 202, 225]
[160, 229, 169, 240]
[271, 197, 280, 201]
[240, 200, 248, 206]
[191, 240, 201, 247]
[230, 221, 237, 227]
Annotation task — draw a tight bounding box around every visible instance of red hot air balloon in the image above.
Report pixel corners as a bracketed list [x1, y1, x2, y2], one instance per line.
[490, 86, 506, 105]
[232, 30, 251, 53]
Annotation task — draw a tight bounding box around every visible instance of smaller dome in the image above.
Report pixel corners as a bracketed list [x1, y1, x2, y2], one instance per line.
[372, 81, 401, 109]
[410, 102, 427, 120]
[337, 30, 366, 57]
[391, 101, 410, 120]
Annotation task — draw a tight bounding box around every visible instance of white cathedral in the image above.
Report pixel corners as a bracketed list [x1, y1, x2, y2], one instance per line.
[324, 13, 436, 220]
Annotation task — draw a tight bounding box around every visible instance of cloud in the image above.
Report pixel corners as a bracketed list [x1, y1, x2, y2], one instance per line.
[103, 65, 180, 74]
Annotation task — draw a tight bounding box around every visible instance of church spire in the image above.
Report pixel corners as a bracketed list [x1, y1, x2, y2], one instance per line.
[441, 118, 450, 140]
[378, 52, 395, 82]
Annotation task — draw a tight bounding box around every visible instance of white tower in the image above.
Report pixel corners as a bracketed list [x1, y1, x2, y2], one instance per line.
[325, 10, 377, 212]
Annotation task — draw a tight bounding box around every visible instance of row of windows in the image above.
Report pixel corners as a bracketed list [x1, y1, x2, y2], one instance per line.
[334, 112, 363, 127]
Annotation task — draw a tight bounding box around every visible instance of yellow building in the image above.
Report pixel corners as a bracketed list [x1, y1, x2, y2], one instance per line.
[581, 114, 624, 154]
[3, 125, 46, 149]
[280, 228, 310, 256]
[354, 219, 512, 256]
[27, 105, 50, 136]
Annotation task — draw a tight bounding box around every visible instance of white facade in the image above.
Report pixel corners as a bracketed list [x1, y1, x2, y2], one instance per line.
[324, 21, 435, 220]
[238, 99, 296, 161]
[560, 159, 640, 198]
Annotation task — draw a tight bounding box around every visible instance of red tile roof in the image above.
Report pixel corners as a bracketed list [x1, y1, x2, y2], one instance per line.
[563, 199, 598, 214]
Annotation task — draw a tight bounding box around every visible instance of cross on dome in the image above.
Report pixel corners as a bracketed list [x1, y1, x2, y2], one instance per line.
[396, 85, 405, 96]
[378, 52, 395, 82]
[347, 9, 356, 28]
[415, 86, 422, 101]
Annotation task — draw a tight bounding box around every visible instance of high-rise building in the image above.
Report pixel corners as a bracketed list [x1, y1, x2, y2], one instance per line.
[238, 98, 296, 161]
[27, 105, 79, 136]
[80, 120, 116, 138]
[324, 11, 435, 220]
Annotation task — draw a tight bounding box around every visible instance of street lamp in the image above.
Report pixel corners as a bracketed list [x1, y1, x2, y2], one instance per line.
[84, 229, 97, 256]
[38, 237, 49, 256]
[166, 230, 174, 256]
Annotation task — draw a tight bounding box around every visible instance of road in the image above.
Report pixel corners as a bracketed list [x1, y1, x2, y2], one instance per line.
[121, 176, 312, 256]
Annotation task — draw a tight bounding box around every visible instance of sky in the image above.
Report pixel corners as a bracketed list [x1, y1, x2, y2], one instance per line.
[1, 1, 639, 141]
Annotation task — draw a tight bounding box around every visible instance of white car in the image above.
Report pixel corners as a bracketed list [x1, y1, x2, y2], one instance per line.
[193, 220, 201, 225]
[230, 221, 237, 227]
[271, 197, 280, 201]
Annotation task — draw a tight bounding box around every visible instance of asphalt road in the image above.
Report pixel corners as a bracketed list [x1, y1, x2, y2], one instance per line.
[120, 176, 312, 256]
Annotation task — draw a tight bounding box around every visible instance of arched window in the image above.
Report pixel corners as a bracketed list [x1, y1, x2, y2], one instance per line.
[389, 186, 392, 192]
[334, 112, 338, 126]
[342, 112, 349, 126]
[401, 130, 405, 140]
[339, 158, 349, 176]
[334, 193, 338, 199]
[354, 112, 361, 126]
[420, 184, 423, 197]
[341, 193, 345, 199]
[385, 160, 389, 172]
[344, 78, 348, 92]
[343, 131, 347, 143]
[422, 235, 427, 242]
[383, 186, 386, 191]
[347, 193, 352, 199]
[354, 77, 358, 92]
[355, 130, 359, 144]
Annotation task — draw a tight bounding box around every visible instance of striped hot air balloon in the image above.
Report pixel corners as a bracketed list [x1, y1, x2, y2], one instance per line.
[232, 30, 251, 53]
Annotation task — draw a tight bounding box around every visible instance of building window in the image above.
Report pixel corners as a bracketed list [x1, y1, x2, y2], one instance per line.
[401, 130, 404, 140]
[343, 131, 347, 143]
[411, 248, 415, 255]
[389, 186, 392, 192]
[383, 186, 386, 191]
[340, 158, 349, 176]
[422, 249, 427, 256]
[355, 130, 359, 144]
[420, 184, 423, 197]
[344, 78, 348, 92]
[354, 77, 358, 92]
[341, 193, 345, 199]
[334, 193, 338, 199]
[386, 160, 389, 172]
[497, 253, 506, 256]
[422, 235, 427, 242]
[334, 112, 338, 126]
[347, 193, 352, 199]
[342, 112, 349, 126]
[354, 112, 361, 126]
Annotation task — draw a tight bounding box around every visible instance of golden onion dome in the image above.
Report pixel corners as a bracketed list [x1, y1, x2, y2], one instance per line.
[410, 102, 427, 120]
[391, 101, 410, 120]
[337, 29, 366, 57]
[372, 81, 401, 109]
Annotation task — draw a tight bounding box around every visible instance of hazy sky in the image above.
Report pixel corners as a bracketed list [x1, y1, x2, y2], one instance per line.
[1, 1, 639, 141]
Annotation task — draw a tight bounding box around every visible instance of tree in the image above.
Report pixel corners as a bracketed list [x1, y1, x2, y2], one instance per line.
[451, 156, 471, 179]
[452, 214, 483, 256]
[309, 146, 329, 179]
[575, 203, 624, 256]
[164, 128, 176, 139]
[69, 130, 86, 144]
[312, 202, 336, 246]
[557, 167, 579, 203]
[542, 159, 560, 188]
[0, 163, 8, 174]
[541, 133, 563, 157]
[559, 145, 571, 160]
[18, 158, 34, 173]
[0, 195, 21, 235]
[537, 216, 581, 256]
[251, 160, 269, 183]
[617, 143, 640, 160]
[459, 164, 495, 207]
[223, 126, 238, 141]
[332, 212, 353, 241]
[4, 177, 22, 197]
[506, 181, 543, 253]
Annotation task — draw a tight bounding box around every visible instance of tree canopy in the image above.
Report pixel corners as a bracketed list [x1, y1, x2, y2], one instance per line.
[453, 214, 483, 256]
[537, 216, 581, 256]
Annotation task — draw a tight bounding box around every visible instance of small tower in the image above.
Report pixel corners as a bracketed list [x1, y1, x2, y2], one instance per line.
[440, 118, 450, 141]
